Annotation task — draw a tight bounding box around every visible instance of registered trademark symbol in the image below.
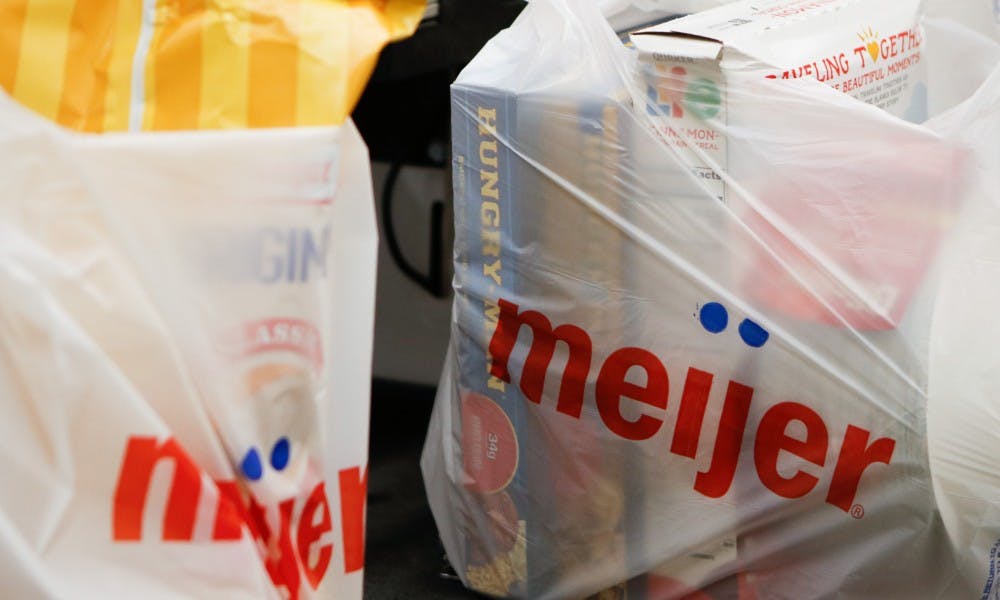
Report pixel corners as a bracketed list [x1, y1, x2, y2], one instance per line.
[851, 504, 865, 519]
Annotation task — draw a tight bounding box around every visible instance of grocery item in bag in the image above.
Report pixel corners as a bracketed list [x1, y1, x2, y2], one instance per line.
[423, 0, 1000, 598]
[631, 0, 948, 330]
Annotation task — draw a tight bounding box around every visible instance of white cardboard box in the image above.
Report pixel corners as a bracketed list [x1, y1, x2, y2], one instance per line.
[631, 0, 926, 202]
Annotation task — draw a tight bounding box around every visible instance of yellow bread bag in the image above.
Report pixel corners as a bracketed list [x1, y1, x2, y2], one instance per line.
[0, 0, 423, 130]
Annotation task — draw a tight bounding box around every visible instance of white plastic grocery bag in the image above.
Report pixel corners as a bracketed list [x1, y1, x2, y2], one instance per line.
[928, 27, 1000, 599]
[422, 0, 1000, 598]
[0, 94, 377, 599]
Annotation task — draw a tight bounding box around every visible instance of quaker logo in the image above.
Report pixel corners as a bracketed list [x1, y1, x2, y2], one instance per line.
[647, 65, 721, 120]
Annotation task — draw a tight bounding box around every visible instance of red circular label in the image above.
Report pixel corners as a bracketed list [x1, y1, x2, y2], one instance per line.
[461, 392, 518, 494]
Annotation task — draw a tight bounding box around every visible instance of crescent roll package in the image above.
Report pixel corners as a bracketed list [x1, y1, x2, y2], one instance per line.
[0, 1, 422, 598]
[423, 0, 1000, 598]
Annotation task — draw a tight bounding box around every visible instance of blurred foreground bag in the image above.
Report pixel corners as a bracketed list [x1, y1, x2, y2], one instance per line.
[0, 96, 377, 598]
[422, 0, 1000, 598]
[0, 0, 422, 598]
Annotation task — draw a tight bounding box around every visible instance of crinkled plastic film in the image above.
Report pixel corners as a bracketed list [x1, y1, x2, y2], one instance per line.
[0, 83, 378, 599]
[422, 1, 1000, 598]
[0, 0, 421, 597]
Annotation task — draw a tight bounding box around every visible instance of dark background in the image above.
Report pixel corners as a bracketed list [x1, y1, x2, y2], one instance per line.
[364, 379, 475, 599]
[355, 2, 524, 598]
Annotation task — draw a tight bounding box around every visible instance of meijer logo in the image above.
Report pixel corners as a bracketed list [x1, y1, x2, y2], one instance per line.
[112, 437, 367, 600]
[487, 299, 895, 513]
